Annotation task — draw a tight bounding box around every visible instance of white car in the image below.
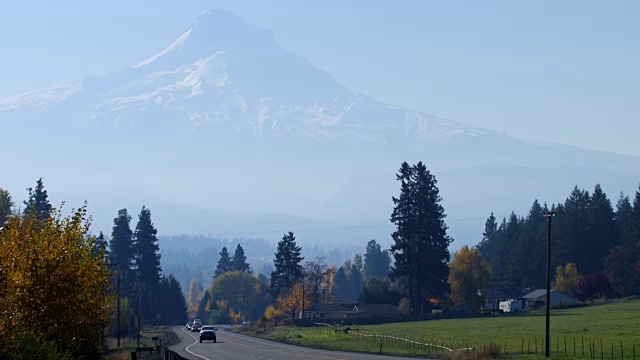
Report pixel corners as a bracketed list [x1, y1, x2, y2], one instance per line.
[200, 326, 217, 343]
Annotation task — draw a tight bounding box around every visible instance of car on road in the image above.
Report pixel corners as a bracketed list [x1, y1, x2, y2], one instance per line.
[199, 326, 217, 343]
[190, 323, 201, 332]
[186, 321, 193, 330]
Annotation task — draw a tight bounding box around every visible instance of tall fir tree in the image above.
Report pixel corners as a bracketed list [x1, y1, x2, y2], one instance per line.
[588, 184, 618, 271]
[23, 178, 52, 222]
[615, 192, 635, 249]
[363, 240, 391, 281]
[215, 247, 233, 277]
[155, 275, 188, 325]
[0, 188, 14, 225]
[631, 185, 640, 250]
[390, 162, 452, 314]
[109, 209, 135, 299]
[555, 186, 593, 273]
[522, 200, 548, 288]
[232, 244, 251, 273]
[92, 231, 108, 260]
[132, 206, 162, 322]
[332, 266, 350, 303]
[270, 231, 304, 298]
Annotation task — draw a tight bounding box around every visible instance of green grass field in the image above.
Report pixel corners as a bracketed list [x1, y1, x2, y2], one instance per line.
[245, 300, 640, 359]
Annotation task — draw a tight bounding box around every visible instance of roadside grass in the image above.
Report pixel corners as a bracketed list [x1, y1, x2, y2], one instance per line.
[104, 326, 180, 360]
[240, 299, 640, 359]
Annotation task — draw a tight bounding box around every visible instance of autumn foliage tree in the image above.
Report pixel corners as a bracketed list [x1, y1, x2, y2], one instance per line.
[555, 262, 581, 294]
[276, 281, 311, 318]
[448, 245, 490, 309]
[0, 204, 111, 359]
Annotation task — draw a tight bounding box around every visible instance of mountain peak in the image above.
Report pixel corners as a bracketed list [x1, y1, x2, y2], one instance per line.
[133, 9, 272, 69]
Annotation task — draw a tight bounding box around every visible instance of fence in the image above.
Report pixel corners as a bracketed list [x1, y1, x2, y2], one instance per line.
[305, 323, 639, 359]
[160, 347, 189, 360]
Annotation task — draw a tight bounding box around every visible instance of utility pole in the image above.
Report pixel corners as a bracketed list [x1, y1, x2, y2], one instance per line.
[543, 211, 556, 357]
[117, 274, 120, 347]
[301, 282, 305, 320]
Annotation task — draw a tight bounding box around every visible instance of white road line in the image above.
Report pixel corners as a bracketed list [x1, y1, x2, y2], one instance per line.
[180, 328, 211, 360]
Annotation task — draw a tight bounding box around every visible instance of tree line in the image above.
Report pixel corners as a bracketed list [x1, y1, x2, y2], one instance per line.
[184, 161, 454, 322]
[477, 184, 640, 298]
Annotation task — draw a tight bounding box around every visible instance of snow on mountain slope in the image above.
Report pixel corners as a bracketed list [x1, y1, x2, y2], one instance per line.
[0, 10, 496, 143]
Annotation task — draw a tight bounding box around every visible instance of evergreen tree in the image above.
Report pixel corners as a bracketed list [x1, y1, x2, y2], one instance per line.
[132, 206, 162, 322]
[390, 162, 452, 314]
[477, 212, 497, 257]
[92, 231, 108, 260]
[348, 263, 364, 302]
[155, 275, 188, 325]
[133, 206, 161, 288]
[215, 247, 233, 278]
[502, 212, 524, 287]
[0, 188, 14, 225]
[232, 244, 251, 273]
[332, 266, 350, 303]
[555, 186, 593, 273]
[109, 209, 135, 299]
[631, 185, 640, 249]
[522, 200, 548, 288]
[615, 192, 635, 249]
[363, 240, 390, 281]
[23, 178, 52, 222]
[588, 184, 618, 272]
[270, 231, 304, 298]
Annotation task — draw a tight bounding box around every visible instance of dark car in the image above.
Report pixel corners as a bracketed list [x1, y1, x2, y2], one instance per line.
[190, 323, 201, 332]
[199, 325, 217, 343]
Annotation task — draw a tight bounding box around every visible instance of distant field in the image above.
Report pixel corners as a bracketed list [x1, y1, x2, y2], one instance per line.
[246, 300, 640, 359]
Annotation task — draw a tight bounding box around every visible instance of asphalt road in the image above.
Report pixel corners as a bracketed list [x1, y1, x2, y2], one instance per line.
[170, 326, 416, 360]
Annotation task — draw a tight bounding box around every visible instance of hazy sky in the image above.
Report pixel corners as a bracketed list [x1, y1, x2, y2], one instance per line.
[1, 0, 639, 155]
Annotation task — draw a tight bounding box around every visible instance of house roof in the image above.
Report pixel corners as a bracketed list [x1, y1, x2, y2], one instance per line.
[522, 289, 558, 299]
[522, 289, 579, 301]
[353, 304, 401, 314]
[477, 288, 525, 299]
[307, 304, 351, 312]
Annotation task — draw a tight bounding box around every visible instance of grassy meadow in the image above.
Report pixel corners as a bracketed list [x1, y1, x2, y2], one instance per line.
[242, 299, 640, 359]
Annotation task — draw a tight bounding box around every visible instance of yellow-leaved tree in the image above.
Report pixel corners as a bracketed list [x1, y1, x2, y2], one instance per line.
[448, 245, 490, 310]
[555, 262, 580, 294]
[0, 204, 112, 359]
[276, 281, 311, 318]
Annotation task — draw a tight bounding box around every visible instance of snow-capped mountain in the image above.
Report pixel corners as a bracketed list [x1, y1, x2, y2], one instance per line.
[2, 10, 640, 246]
[0, 10, 495, 144]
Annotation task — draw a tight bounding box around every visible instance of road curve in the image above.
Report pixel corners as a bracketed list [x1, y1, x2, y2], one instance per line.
[170, 326, 419, 360]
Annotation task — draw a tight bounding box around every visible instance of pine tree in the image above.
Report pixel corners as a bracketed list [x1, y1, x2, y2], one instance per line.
[132, 206, 162, 322]
[270, 231, 304, 298]
[156, 275, 188, 325]
[0, 188, 14, 225]
[92, 231, 108, 260]
[522, 200, 548, 288]
[348, 264, 363, 302]
[615, 192, 634, 249]
[232, 244, 251, 273]
[631, 185, 640, 250]
[363, 240, 390, 281]
[215, 247, 233, 278]
[390, 162, 452, 314]
[133, 206, 161, 288]
[109, 209, 135, 299]
[23, 178, 52, 222]
[556, 186, 593, 273]
[332, 266, 350, 303]
[588, 184, 618, 272]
